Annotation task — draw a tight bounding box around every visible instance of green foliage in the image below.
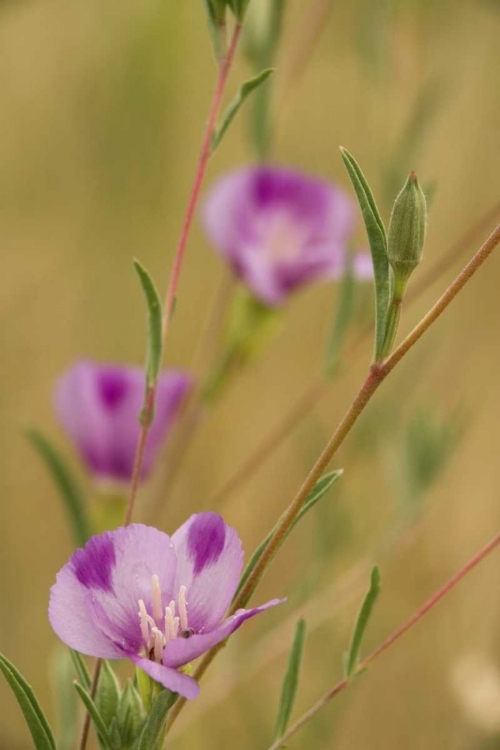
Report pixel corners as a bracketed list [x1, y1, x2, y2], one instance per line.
[26, 428, 91, 547]
[340, 148, 390, 362]
[244, 0, 286, 156]
[403, 409, 461, 508]
[387, 172, 427, 296]
[234, 470, 343, 604]
[69, 649, 91, 690]
[95, 661, 121, 731]
[274, 619, 307, 740]
[51, 649, 78, 750]
[211, 68, 274, 151]
[74, 681, 114, 749]
[117, 682, 145, 748]
[136, 689, 177, 750]
[345, 566, 381, 679]
[203, 0, 227, 61]
[0, 653, 56, 750]
[133, 259, 164, 391]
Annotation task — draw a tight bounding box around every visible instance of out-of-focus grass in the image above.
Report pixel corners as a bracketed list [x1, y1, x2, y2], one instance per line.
[1, 0, 500, 747]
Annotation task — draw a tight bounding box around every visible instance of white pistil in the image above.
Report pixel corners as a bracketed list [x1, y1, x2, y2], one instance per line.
[151, 574, 163, 622]
[151, 627, 164, 663]
[179, 585, 189, 632]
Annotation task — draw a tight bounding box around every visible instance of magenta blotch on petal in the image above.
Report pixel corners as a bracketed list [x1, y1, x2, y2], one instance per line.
[203, 165, 365, 305]
[49, 517, 282, 700]
[54, 361, 193, 484]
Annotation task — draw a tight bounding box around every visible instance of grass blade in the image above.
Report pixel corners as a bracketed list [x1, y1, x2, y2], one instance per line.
[345, 566, 381, 679]
[0, 653, 56, 750]
[274, 618, 307, 739]
[26, 428, 91, 547]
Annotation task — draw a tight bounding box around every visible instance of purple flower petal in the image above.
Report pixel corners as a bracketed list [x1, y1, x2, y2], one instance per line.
[55, 361, 192, 483]
[129, 655, 200, 700]
[49, 524, 177, 657]
[163, 599, 284, 668]
[171, 513, 243, 632]
[203, 165, 357, 305]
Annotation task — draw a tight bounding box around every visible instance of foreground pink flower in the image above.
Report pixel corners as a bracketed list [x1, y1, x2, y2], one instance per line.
[49, 515, 283, 699]
[55, 361, 192, 484]
[203, 165, 369, 305]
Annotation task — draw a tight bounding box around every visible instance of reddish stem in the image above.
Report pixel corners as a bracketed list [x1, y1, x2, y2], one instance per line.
[77, 24, 243, 750]
[161, 23, 242, 341]
[268, 529, 500, 750]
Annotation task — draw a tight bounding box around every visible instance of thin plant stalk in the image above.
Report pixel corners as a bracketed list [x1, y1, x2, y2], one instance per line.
[268, 528, 500, 750]
[208, 200, 500, 511]
[76, 23, 243, 750]
[165, 222, 500, 732]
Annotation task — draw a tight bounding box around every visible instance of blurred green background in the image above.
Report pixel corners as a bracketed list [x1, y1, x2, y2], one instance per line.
[2, 0, 500, 747]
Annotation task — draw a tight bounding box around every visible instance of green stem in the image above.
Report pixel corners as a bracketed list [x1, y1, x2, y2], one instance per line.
[165, 221, 500, 733]
[268, 528, 500, 750]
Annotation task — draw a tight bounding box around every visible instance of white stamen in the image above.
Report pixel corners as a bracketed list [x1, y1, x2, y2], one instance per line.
[152, 574, 163, 621]
[169, 600, 176, 617]
[165, 605, 176, 640]
[178, 585, 189, 632]
[151, 627, 164, 663]
[173, 616, 180, 638]
[138, 600, 150, 646]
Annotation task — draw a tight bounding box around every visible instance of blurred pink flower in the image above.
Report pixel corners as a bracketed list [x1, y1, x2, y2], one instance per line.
[55, 361, 192, 484]
[203, 165, 369, 305]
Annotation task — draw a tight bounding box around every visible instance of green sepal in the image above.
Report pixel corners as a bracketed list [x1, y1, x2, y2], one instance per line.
[274, 618, 307, 740]
[340, 148, 390, 362]
[117, 681, 145, 748]
[211, 68, 274, 152]
[73, 681, 114, 750]
[26, 427, 92, 547]
[227, 0, 250, 21]
[69, 649, 91, 690]
[133, 259, 163, 389]
[135, 689, 178, 750]
[344, 566, 381, 679]
[203, 0, 227, 61]
[95, 660, 121, 730]
[234, 470, 343, 605]
[202, 290, 281, 403]
[135, 666, 154, 714]
[0, 653, 56, 750]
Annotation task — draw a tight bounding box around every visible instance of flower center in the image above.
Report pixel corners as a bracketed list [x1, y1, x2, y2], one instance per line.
[138, 576, 193, 663]
[260, 210, 308, 262]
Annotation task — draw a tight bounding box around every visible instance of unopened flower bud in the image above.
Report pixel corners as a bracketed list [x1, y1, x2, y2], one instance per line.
[387, 172, 427, 297]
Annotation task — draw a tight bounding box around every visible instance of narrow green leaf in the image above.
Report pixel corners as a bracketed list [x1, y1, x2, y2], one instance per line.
[95, 661, 121, 729]
[26, 428, 91, 547]
[73, 682, 113, 750]
[136, 689, 177, 750]
[325, 260, 356, 377]
[133, 259, 163, 388]
[203, 0, 226, 61]
[274, 619, 307, 739]
[117, 681, 145, 747]
[0, 653, 56, 750]
[340, 148, 390, 361]
[345, 566, 381, 679]
[234, 470, 343, 603]
[69, 650, 91, 690]
[211, 68, 274, 151]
